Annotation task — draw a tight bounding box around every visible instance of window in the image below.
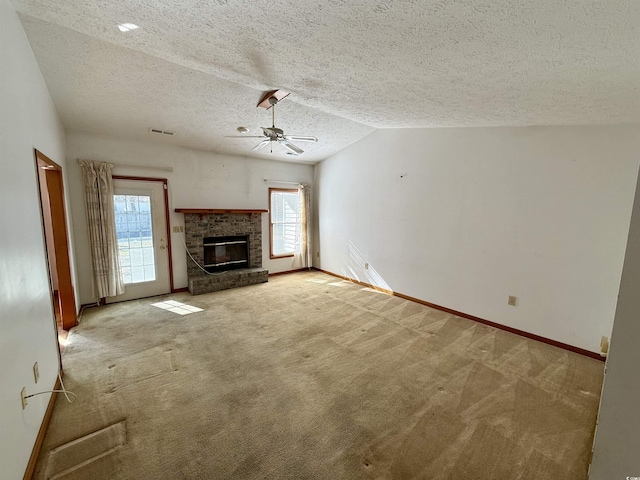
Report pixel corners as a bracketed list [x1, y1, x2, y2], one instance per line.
[269, 188, 301, 258]
[114, 194, 156, 284]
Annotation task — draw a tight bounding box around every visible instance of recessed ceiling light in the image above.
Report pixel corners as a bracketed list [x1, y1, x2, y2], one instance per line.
[117, 23, 139, 32]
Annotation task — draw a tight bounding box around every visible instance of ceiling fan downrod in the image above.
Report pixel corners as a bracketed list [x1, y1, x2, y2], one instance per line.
[269, 97, 277, 152]
[269, 96, 278, 128]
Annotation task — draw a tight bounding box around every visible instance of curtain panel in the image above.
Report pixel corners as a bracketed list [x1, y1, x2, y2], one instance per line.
[293, 183, 312, 269]
[79, 160, 124, 298]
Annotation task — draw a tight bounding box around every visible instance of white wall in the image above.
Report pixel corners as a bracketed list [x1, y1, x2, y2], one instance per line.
[65, 131, 314, 305]
[0, 1, 73, 478]
[589, 166, 640, 478]
[315, 126, 640, 353]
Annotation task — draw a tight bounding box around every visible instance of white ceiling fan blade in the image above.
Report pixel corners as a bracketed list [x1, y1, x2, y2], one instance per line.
[279, 139, 304, 155]
[284, 135, 318, 142]
[224, 135, 267, 138]
[252, 140, 270, 151]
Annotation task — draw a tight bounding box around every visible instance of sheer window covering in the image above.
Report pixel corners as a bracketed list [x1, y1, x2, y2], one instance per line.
[293, 183, 312, 269]
[79, 160, 124, 298]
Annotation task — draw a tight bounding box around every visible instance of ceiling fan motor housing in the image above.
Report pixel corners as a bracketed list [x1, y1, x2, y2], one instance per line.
[263, 127, 284, 137]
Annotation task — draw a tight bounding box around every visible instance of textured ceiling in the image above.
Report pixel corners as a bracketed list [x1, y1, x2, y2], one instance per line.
[12, 0, 640, 163]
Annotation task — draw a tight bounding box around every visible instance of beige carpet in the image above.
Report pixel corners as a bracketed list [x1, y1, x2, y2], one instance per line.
[35, 271, 603, 479]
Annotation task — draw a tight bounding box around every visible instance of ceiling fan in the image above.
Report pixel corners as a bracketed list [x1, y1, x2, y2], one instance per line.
[226, 93, 318, 156]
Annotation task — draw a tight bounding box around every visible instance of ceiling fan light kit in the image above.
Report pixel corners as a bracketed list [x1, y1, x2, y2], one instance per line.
[225, 90, 318, 156]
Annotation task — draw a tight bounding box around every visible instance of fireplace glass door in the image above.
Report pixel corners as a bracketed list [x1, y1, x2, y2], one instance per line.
[203, 235, 249, 272]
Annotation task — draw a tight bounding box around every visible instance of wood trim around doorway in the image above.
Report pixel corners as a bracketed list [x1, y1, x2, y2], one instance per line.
[112, 175, 175, 293]
[34, 149, 78, 331]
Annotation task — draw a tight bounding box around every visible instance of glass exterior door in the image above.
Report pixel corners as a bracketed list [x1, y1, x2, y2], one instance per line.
[107, 179, 171, 303]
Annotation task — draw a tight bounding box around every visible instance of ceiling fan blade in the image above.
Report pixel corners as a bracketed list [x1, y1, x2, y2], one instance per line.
[284, 135, 318, 142]
[252, 140, 270, 151]
[278, 139, 304, 155]
[224, 135, 267, 138]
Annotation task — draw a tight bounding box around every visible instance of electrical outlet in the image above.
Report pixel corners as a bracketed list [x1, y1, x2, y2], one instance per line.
[316, 252, 319, 258]
[508, 295, 517, 306]
[21, 387, 27, 409]
[33, 362, 39, 384]
[172, 226, 184, 233]
[365, 263, 369, 270]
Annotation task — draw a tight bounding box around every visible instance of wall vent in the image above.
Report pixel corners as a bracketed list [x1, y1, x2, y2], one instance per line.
[149, 128, 175, 136]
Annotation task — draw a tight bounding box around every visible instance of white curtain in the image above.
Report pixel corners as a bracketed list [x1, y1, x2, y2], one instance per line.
[293, 183, 312, 269]
[79, 160, 124, 298]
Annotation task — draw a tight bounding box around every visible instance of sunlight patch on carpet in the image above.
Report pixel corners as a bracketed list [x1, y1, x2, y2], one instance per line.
[360, 286, 386, 294]
[151, 300, 203, 315]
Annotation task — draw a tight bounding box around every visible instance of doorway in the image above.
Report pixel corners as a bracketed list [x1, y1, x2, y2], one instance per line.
[106, 177, 173, 303]
[35, 150, 78, 352]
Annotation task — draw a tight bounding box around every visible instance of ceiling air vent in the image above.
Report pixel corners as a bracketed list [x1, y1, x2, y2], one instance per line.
[149, 128, 175, 136]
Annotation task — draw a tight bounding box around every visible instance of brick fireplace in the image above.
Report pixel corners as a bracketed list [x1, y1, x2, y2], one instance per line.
[178, 209, 269, 295]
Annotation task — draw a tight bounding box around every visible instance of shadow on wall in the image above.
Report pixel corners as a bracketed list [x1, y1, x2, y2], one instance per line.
[341, 239, 391, 291]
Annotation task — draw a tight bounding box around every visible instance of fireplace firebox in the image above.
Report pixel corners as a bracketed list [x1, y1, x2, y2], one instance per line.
[203, 235, 249, 273]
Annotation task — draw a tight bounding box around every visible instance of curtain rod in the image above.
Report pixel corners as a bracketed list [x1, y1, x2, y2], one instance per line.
[263, 179, 302, 185]
[77, 159, 173, 172]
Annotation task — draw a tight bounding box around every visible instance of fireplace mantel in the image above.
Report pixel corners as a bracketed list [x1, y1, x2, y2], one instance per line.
[175, 208, 267, 215]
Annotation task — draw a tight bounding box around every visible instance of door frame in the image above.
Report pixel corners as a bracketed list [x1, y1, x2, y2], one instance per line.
[34, 149, 78, 332]
[112, 175, 175, 293]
